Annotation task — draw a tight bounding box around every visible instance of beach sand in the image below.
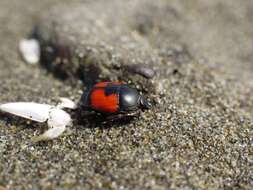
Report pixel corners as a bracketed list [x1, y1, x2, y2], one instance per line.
[0, 0, 252, 189]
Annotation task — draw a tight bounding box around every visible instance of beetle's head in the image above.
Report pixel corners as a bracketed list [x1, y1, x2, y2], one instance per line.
[119, 85, 151, 112]
[139, 95, 151, 110]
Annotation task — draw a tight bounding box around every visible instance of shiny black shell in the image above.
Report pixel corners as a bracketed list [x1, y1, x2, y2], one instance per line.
[80, 82, 146, 114]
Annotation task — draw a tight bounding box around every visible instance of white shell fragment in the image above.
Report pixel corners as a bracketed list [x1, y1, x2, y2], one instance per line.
[0, 102, 52, 122]
[48, 108, 72, 129]
[32, 125, 67, 142]
[19, 38, 40, 64]
[57, 97, 77, 109]
[32, 108, 72, 142]
[0, 100, 74, 142]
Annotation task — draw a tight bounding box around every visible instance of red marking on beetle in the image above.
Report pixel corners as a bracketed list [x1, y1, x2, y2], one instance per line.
[90, 88, 118, 113]
[95, 82, 122, 88]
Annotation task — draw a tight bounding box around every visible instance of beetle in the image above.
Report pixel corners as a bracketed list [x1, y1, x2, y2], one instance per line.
[80, 82, 150, 115]
[0, 82, 150, 141]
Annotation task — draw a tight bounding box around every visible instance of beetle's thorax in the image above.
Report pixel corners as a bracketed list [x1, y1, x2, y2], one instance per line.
[119, 85, 140, 112]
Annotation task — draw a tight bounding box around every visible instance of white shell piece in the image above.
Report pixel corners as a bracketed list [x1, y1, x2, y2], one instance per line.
[19, 39, 40, 64]
[32, 125, 66, 142]
[0, 102, 52, 122]
[48, 108, 72, 128]
[31, 108, 71, 141]
[57, 97, 77, 109]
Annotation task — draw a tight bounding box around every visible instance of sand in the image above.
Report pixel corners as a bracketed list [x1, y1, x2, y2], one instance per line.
[0, 0, 252, 189]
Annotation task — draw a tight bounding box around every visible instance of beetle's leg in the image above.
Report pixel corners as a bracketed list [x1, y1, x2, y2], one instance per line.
[102, 111, 140, 124]
[57, 97, 77, 110]
[32, 108, 72, 142]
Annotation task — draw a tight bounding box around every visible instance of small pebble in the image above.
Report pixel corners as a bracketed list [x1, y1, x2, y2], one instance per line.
[127, 64, 155, 79]
[19, 38, 40, 64]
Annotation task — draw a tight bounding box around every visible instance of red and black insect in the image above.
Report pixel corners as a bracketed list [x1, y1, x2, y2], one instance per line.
[80, 82, 150, 114]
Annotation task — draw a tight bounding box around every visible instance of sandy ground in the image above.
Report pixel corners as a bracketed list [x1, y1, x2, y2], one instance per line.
[0, 0, 253, 189]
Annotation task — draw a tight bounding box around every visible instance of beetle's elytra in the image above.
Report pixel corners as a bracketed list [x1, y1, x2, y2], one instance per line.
[81, 82, 150, 114]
